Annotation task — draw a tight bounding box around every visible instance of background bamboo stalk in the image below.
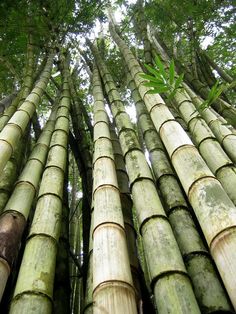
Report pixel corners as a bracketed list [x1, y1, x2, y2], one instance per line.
[150, 35, 236, 127]
[170, 82, 236, 206]
[92, 65, 137, 313]
[109, 22, 236, 309]
[110, 123, 156, 313]
[9, 61, 70, 313]
[91, 41, 200, 314]
[185, 84, 236, 164]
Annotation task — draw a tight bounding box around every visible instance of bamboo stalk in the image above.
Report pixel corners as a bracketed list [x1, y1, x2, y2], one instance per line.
[92, 65, 137, 313]
[127, 72, 232, 312]
[0, 53, 54, 175]
[109, 22, 236, 309]
[170, 82, 236, 206]
[91, 42, 200, 314]
[9, 61, 70, 313]
[0, 104, 57, 301]
[185, 83, 236, 164]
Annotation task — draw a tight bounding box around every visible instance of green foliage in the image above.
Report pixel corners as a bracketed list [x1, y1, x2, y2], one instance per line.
[196, 80, 236, 113]
[140, 56, 184, 100]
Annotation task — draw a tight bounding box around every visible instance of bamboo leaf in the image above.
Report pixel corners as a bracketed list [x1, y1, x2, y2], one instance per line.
[140, 73, 164, 84]
[143, 82, 165, 88]
[174, 73, 184, 89]
[154, 55, 167, 79]
[144, 63, 161, 78]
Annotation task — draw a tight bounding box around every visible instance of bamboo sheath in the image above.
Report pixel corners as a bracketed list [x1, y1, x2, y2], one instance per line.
[109, 22, 236, 309]
[0, 105, 57, 301]
[9, 68, 70, 313]
[127, 72, 232, 312]
[92, 66, 137, 314]
[91, 43, 200, 314]
[184, 83, 236, 164]
[0, 53, 54, 175]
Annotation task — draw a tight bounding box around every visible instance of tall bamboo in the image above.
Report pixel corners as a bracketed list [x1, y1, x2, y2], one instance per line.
[92, 65, 137, 313]
[184, 83, 236, 164]
[9, 62, 70, 313]
[91, 42, 200, 313]
[201, 51, 234, 84]
[69, 70, 93, 265]
[0, 104, 57, 301]
[0, 128, 27, 213]
[169, 76, 236, 206]
[127, 72, 232, 312]
[110, 123, 156, 313]
[109, 22, 236, 309]
[0, 53, 54, 175]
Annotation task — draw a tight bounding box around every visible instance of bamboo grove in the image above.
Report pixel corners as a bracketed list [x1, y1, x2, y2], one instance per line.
[0, 0, 235, 313]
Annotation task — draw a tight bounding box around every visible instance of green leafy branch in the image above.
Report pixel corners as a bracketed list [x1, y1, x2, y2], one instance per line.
[196, 80, 236, 113]
[140, 55, 184, 100]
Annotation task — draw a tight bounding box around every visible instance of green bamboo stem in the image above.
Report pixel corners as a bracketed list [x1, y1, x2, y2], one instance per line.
[91, 42, 200, 314]
[109, 22, 236, 309]
[0, 53, 54, 175]
[0, 91, 21, 131]
[0, 92, 17, 115]
[178, 65, 236, 127]
[69, 66, 93, 265]
[134, 0, 152, 65]
[201, 51, 234, 84]
[68, 69, 93, 199]
[127, 72, 232, 312]
[71, 69, 93, 139]
[170, 84, 236, 206]
[109, 124, 143, 302]
[184, 83, 236, 164]
[92, 65, 137, 313]
[18, 35, 37, 107]
[0, 105, 57, 301]
[0, 128, 28, 214]
[9, 66, 70, 313]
